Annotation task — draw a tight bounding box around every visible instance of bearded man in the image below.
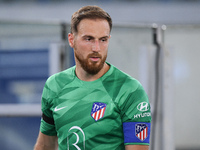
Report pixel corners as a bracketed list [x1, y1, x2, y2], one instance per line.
[34, 5, 151, 150]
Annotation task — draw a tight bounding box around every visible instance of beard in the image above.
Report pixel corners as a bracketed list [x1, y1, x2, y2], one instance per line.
[74, 51, 107, 75]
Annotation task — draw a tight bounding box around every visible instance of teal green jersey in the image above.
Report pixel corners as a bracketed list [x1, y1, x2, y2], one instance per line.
[40, 63, 151, 150]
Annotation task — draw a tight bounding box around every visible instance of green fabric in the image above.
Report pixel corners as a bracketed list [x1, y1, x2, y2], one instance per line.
[40, 63, 151, 150]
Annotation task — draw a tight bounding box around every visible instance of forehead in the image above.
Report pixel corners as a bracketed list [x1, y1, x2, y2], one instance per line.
[76, 18, 110, 37]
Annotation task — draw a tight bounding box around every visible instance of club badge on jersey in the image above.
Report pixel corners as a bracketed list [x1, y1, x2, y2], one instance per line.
[91, 102, 106, 121]
[135, 123, 148, 141]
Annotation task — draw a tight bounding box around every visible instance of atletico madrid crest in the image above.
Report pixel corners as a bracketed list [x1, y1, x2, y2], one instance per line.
[135, 123, 148, 141]
[91, 102, 106, 121]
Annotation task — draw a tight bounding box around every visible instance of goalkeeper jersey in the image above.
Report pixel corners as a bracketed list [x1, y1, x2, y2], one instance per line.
[40, 63, 151, 150]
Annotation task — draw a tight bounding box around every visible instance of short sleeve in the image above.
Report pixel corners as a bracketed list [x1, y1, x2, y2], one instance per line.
[119, 80, 151, 145]
[39, 78, 57, 136]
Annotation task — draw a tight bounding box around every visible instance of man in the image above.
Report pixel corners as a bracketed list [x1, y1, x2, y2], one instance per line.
[34, 5, 151, 150]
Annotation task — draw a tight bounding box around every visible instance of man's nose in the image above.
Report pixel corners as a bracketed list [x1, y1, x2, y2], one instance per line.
[92, 40, 100, 52]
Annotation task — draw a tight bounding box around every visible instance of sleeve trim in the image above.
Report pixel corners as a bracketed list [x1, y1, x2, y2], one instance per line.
[123, 122, 151, 144]
[42, 113, 55, 125]
[124, 143, 149, 146]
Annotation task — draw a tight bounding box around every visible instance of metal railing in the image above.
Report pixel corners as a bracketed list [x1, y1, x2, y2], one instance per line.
[0, 104, 41, 117]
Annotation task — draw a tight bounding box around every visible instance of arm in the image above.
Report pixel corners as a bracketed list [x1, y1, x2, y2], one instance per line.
[34, 131, 58, 150]
[125, 145, 149, 150]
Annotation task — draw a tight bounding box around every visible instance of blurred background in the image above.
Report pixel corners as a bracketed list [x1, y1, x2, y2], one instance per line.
[0, 0, 200, 150]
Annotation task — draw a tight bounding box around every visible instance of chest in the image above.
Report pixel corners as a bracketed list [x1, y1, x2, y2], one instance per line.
[50, 82, 125, 149]
[52, 87, 122, 133]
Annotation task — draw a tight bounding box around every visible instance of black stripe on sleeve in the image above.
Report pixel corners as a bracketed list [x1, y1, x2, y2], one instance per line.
[42, 113, 55, 125]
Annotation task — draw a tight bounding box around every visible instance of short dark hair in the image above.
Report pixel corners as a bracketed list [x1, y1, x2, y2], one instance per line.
[70, 5, 112, 34]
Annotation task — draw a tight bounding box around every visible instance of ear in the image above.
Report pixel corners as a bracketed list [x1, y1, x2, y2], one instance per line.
[68, 33, 74, 48]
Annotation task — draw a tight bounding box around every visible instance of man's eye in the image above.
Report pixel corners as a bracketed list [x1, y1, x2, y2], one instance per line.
[101, 38, 107, 42]
[85, 37, 92, 41]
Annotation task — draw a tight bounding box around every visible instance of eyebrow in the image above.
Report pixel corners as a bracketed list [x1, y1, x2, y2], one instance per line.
[82, 35, 94, 39]
[82, 35, 109, 39]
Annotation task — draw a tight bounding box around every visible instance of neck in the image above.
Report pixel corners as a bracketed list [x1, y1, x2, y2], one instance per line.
[75, 63, 110, 81]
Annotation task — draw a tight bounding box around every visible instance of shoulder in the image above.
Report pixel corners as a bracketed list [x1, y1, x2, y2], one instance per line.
[102, 64, 145, 101]
[45, 66, 76, 92]
[108, 64, 142, 90]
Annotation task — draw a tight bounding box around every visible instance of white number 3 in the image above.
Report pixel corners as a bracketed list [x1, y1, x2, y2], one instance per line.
[67, 126, 85, 150]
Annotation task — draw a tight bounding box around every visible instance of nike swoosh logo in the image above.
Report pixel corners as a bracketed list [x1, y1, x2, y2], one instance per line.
[54, 106, 67, 112]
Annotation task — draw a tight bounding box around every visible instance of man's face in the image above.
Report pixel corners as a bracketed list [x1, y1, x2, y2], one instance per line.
[69, 18, 111, 75]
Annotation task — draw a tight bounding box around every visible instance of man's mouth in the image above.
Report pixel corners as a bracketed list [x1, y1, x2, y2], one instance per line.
[89, 53, 101, 62]
[90, 57, 100, 62]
